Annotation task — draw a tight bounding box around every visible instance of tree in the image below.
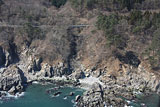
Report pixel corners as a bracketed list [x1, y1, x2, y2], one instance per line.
[148, 29, 160, 68]
[96, 13, 126, 49]
[129, 10, 143, 24]
[151, 29, 160, 56]
[50, 0, 67, 8]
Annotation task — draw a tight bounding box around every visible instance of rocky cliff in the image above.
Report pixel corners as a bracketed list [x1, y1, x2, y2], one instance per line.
[0, 0, 160, 106]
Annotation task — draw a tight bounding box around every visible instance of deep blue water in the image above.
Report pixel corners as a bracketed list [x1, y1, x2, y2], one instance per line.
[0, 84, 84, 107]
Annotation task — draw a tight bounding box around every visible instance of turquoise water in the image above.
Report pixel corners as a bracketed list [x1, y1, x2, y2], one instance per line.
[0, 84, 84, 107]
[1, 84, 159, 107]
[128, 94, 160, 107]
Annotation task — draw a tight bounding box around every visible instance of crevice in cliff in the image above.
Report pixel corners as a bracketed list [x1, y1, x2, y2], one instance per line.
[66, 28, 78, 75]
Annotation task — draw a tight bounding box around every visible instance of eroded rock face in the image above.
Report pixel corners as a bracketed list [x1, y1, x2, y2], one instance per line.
[0, 66, 25, 93]
[36, 63, 53, 77]
[0, 43, 19, 67]
[0, 47, 5, 66]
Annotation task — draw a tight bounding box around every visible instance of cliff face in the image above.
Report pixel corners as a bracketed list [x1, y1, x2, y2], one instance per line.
[0, 0, 160, 106]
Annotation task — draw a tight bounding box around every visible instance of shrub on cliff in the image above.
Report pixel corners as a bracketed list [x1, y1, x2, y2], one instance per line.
[50, 0, 67, 8]
[96, 14, 126, 49]
[117, 0, 145, 11]
[96, 14, 119, 31]
[70, 0, 97, 9]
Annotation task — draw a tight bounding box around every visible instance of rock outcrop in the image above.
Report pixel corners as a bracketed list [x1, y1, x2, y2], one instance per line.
[77, 62, 160, 107]
[0, 66, 25, 94]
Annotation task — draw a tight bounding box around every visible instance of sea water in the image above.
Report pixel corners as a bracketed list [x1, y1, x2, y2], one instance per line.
[1, 84, 159, 107]
[0, 84, 84, 107]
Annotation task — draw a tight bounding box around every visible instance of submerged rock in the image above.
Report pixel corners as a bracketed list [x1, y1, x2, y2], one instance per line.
[69, 92, 74, 96]
[53, 91, 62, 96]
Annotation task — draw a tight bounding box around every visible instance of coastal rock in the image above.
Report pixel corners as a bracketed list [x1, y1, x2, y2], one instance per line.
[53, 91, 62, 96]
[8, 86, 16, 95]
[74, 71, 85, 79]
[0, 42, 19, 67]
[0, 66, 25, 92]
[27, 57, 42, 73]
[69, 92, 74, 96]
[75, 95, 81, 102]
[39, 63, 53, 77]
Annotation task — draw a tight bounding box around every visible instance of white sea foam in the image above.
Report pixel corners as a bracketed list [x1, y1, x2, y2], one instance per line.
[126, 100, 131, 104]
[63, 97, 67, 100]
[124, 104, 133, 107]
[71, 99, 75, 104]
[51, 94, 60, 98]
[32, 81, 39, 84]
[75, 89, 83, 92]
[0, 91, 25, 100]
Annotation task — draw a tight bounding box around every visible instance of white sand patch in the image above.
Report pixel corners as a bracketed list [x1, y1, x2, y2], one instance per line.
[79, 76, 104, 90]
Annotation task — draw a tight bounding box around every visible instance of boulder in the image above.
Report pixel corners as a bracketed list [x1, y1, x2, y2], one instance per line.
[8, 86, 16, 95]
[75, 95, 81, 102]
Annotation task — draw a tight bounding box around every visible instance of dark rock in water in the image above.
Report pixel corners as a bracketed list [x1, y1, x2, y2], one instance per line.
[0, 92, 1, 97]
[54, 91, 62, 96]
[75, 95, 81, 102]
[69, 92, 74, 96]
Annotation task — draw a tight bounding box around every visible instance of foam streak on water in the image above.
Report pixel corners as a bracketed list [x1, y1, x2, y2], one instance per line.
[0, 84, 84, 107]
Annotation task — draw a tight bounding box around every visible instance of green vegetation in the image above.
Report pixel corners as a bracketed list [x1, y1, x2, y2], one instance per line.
[148, 30, 160, 68]
[96, 14, 119, 31]
[116, 0, 145, 11]
[50, 0, 67, 8]
[152, 13, 160, 28]
[70, 0, 145, 11]
[129, 10, 152, 33]
[70, 0, 97, 9]
[96, 11, 160, 68]
[96, 14, 126, 49]
[134, 12, 160, 68]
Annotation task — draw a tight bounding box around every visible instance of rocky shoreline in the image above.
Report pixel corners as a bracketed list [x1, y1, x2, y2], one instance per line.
[0, 63, 160, 107]
[0, 46, 160, 106]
